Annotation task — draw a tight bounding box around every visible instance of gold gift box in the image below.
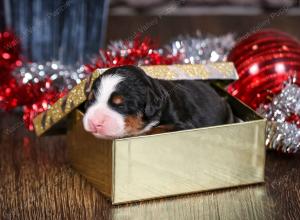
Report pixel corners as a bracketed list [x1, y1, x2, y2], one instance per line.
[33, 63, 266, 205]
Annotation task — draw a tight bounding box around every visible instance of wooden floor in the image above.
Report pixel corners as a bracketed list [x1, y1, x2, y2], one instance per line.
[1, 15, 300, 219]
[1, 113, 300, 220]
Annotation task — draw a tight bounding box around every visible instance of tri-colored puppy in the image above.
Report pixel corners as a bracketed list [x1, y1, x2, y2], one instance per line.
[83, 65, 235, 139]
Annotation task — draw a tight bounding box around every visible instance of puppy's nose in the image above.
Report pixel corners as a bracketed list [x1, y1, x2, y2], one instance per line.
[95, 123, 103, 128]
[88, 119, 102, 132]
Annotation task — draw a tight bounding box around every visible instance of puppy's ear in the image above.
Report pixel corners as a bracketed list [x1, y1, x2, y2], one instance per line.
[84, 75, 97, 111]
[84, 74, 94, 97]
[144, 86, 166, 119]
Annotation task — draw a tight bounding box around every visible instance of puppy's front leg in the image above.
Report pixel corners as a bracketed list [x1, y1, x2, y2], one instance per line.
[145, 125, 175, 135]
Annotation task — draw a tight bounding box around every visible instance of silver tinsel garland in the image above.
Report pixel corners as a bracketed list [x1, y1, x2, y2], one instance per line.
[168, 32, 235, 64]
[257, 79, 300, 153]
[13, 61, 87, 91]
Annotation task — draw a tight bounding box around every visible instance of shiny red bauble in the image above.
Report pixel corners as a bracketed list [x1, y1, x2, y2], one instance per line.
[227, 29, 300, 109]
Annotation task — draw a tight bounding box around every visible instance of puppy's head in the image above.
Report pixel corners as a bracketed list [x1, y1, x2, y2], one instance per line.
[83, 65, 166, 139]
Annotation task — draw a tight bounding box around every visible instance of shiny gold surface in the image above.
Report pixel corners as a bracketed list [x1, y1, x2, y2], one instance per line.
[67, 96, 266, 204]
[33, 63, 237, 136]
[113, 120, 265, 204]
[141, 62, 238, 80]
[33, 69, 102, 136]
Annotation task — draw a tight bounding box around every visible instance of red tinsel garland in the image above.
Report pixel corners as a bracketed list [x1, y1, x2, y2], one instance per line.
[0, 31, 65, 130]
[85, 36, 179, 72]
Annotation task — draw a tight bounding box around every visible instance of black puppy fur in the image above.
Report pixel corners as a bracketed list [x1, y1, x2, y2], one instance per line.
[85, 65, 235, 135]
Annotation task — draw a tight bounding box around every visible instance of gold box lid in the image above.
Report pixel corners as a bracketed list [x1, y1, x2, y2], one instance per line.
[33, 63, 238, 136]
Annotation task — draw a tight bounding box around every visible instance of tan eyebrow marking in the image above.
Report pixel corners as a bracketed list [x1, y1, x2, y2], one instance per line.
[111, 95, 124, 105]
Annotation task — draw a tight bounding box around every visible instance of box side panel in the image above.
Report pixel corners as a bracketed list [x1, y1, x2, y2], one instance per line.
[113, 120, 266, 204]
[67, 111, 113, 198]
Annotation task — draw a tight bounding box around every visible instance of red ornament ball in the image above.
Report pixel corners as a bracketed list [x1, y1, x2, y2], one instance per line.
[227, 29, 300, 109]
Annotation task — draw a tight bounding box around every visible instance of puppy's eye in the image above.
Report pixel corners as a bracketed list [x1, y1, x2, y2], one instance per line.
[111, 94, 124, 106]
